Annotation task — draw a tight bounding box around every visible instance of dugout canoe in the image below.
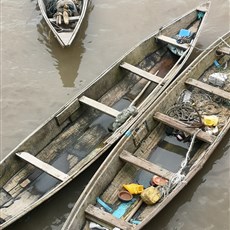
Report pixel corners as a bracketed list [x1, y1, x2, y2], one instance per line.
[0, 2, 210, 228]
[62, 31, 230, 230]
[38, 0, 88, 47]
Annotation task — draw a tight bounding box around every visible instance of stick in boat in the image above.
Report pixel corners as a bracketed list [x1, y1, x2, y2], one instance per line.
[123, 199, 143, 221]
[130, 70, 160, 107]
[105, 70, 160, 143]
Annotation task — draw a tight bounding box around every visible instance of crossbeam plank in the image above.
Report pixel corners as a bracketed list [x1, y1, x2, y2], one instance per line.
[120, 62, 163, 84]
[156, 35, 189, 50]
[16, 152, 70, 182]
[185, 78, 230, 100]
[79, 96, 120, 117]
[217, 46, 230, 55]
[49, 16, 80, 23]
[85, 204, 133, 230]
[154, 112, 215, 143]
[120, 150, 173, 180]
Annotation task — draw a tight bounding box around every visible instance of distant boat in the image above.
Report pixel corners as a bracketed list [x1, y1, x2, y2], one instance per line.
[62, 30, 230, 230]
[0, 2, 210, 229]
[38, 0, 88, 47]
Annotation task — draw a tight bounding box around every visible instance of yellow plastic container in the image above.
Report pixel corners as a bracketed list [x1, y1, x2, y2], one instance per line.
[203, 115, 219, 126]
[123, 183, 144, 194]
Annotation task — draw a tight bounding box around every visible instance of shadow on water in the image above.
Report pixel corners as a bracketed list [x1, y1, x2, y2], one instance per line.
[36, 1, 94, 87]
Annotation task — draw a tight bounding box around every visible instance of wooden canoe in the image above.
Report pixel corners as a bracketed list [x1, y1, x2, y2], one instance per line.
[38, 0, 88, 47]
[62, 31, 230, 230]
[0, 2, 210, 228]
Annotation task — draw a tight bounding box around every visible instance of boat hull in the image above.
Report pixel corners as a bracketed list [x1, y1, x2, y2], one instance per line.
[63, 31, 230, 230]
[38, 0, 88, 47]
[0, 2, 210, 228]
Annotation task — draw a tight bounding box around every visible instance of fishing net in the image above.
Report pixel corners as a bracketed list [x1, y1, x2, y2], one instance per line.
[45, 0, 81, 18]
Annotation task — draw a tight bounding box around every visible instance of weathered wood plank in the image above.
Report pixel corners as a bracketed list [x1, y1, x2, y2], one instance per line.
[85, 204, 133, 230]
[154, 112, 215, 143]
[55, 99, 80, 125]
[79, 96, 120, 117]
[16, 152, 70, 182]
[119, 150, 174, 180]
[49, 16, 80, 23]
[156, 35, 189, 50]
[217, 46, 230, 55]
[120, 62, 163, 84]
[185, 78, 230, 100]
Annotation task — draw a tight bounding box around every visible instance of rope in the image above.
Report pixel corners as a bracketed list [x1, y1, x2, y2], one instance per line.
[112, 106, 138, 131]
[166, 103, 200, 124]
[159, 129, 201, 197]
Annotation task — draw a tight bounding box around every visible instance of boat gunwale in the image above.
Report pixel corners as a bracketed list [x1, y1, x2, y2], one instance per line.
[62, 29, 230, 230]
[0, 2, 212, 228]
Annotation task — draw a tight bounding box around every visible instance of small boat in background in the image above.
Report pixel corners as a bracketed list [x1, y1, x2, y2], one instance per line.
[0, 2, 210, 228]
[38, 0, 88, 47]
[62, 31, 230, 230]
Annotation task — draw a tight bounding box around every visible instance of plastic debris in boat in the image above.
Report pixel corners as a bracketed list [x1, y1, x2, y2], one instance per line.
[112, 198, 136, 219]
[181, 90, 192, 103]
[214, 60, 221, 68]
[89, 222, 120, 230]
[112, 106, 138, 131]
[176, 29, 193, 44]
[202, 115, 219, 126]
[123, 183, 144, 194]
[141, 186, 161, 205]
[197, 11, 205, 20]
[208, 72, 228, 87]
[96, 197, 113, 213]
[205, 126, 219, 135]
[151, 175, 168, 186]
[130, 219, 141, 225]
[178, 29, 191, 37]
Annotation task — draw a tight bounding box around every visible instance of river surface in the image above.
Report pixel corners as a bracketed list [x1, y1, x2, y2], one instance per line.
[1, 0, 230, 229]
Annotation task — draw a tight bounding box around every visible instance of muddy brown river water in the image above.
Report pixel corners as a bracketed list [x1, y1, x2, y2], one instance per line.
[1, 0, 229, 229]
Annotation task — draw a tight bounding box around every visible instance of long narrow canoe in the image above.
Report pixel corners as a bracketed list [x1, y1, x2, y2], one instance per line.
[38, 0, 88, 47]
[62, 31, 230, 230]
[0, 2, 210, 228]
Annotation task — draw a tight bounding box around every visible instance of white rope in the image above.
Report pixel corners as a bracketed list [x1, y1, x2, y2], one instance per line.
[159, 129, 201, 197]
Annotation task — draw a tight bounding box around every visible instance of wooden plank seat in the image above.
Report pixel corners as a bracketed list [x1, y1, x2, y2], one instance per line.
[120, 62, 163, 84]
[49, 15, 80, 23]
[79, 96, 120, 117]
[153, 112, 216, 143]
[85, 204, 133, 230]
[120, 150, 174, 180]
[216, 46, 230, 55]
[156, 35, 190, 50]
[16, 152, 70, 182]
[185, 78, 230, 100]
